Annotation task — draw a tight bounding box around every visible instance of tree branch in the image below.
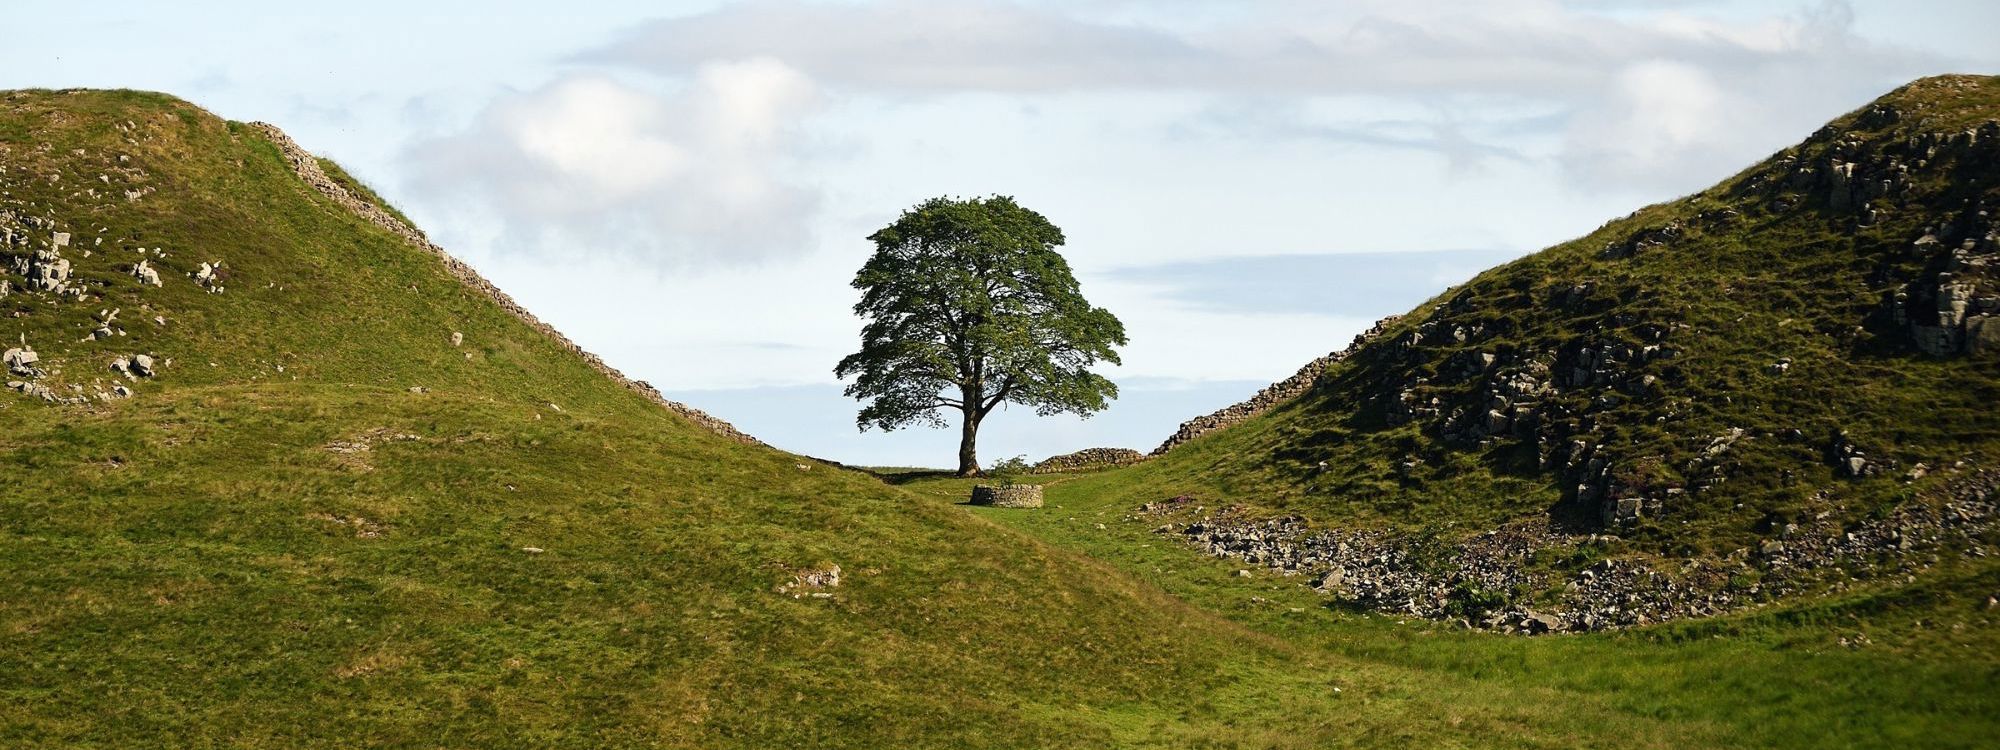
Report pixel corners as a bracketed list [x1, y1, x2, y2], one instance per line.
[977, 377, 1016, 418]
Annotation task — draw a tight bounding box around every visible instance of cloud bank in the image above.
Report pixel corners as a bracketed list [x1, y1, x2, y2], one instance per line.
[591, 0, 1941, 192]
[406, 59, 823, 266]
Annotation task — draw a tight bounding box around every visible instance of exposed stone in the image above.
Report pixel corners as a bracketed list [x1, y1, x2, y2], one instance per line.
[6, 380, 55, 400]
[1970, 315, 2000, 354]
[1032, 447, 1144, 473]
[4, 343, 42, 378]
[1599, 222, 1682, 260]
[130, 259, 160, 287]
[191, 261, 224, 293]
[970, 484, 1044, 508]
[450, 331, 463, 347]
[1149, 469, 1999, 635]
[84, 308, 122, 341]
[1153, 315, 1399, 455]
[13, 245, 72, 293]
[1603, 496, 1642, 526]
[777, 563, 842, 598]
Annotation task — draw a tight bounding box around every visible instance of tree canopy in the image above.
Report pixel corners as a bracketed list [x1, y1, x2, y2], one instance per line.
[835, 195, 1126, 475]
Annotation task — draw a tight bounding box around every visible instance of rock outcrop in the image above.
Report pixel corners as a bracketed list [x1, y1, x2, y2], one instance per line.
[4, 342, 43, 378]
[129, 258, 160, 287]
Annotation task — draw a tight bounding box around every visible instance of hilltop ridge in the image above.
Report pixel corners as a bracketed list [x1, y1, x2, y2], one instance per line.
[1083, 74, 2000, 632]
[245, 121, 757, 443]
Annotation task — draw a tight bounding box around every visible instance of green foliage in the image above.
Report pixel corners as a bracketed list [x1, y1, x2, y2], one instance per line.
[1443, 582, 1511, 620]
[985, 454, 1032, 484]
[835, 195, 1126, 471]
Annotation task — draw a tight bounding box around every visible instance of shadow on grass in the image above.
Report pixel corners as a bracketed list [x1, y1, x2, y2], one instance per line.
[865, 468, 968, 486]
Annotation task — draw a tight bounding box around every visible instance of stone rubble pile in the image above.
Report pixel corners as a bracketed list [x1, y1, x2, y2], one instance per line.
[109, 354, 156, 378]
[1150, 468, 1997, 634]
[4, 340, 43, 378]
[777, 563, 843, 599]
[1, 128, 191, 405]
[7, 229, 77, 297]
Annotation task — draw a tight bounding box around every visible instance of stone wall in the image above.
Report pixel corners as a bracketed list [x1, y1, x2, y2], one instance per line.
[1150, 315, 1400, 456]
[1031, 447, 1145, 473]
[969, 484, 1044, 508]
[247, 123, 757, 444]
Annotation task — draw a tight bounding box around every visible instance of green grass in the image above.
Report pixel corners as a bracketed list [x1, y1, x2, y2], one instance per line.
[1, 89, 1363, 748]
[1, 82, 1996, 748]
[1114, 75, 2000, 561]
[889, 469, 2000, 749]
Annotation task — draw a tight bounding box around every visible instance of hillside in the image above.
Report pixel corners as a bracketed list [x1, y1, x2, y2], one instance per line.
[4, 83, 1997, 749]
[0, 89, 1388, 749]
[1085, 75, 2000, 633]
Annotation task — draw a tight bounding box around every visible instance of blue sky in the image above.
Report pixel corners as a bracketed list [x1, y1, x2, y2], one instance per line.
[6, 1, 1997, 467]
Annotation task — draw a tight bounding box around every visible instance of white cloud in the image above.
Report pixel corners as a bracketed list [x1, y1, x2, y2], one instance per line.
[1560, 59, 1734, 190]
[406, 59, 824, 266]
[590, 0, 1201, 93]
[589, 0, 1942, 198]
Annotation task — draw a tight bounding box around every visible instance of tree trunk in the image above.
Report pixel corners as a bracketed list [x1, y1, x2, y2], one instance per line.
[956, 406, 981, 476]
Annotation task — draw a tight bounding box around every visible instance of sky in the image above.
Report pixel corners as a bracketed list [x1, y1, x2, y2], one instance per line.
[6, 1, 1997, 467]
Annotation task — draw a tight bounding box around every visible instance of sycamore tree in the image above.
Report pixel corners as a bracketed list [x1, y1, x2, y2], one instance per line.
[836, 196, 1127, 476]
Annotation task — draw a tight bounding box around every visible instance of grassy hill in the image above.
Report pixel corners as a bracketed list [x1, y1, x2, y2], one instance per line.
[883, 76, 2000, 745]
[0, 88, 1373, 748]
[2, 82, 1996, 748]
[1116, 76, 2000, 566]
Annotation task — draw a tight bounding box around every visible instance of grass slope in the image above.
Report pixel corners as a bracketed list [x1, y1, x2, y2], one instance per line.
[891, 468, 2000, 749]
[0, 89, 1338, 748]
[3, 82, 1994, 749]
[877, 75, 2000, 747]
[1138, 76, 2000, 556]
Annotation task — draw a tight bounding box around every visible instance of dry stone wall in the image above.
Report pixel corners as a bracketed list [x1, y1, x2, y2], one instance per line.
[248, 123, 757, 444]
[1031, 447, 1144, 473]
[970, 484, 1044, 508]
[1150, 316, 1400, 456]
